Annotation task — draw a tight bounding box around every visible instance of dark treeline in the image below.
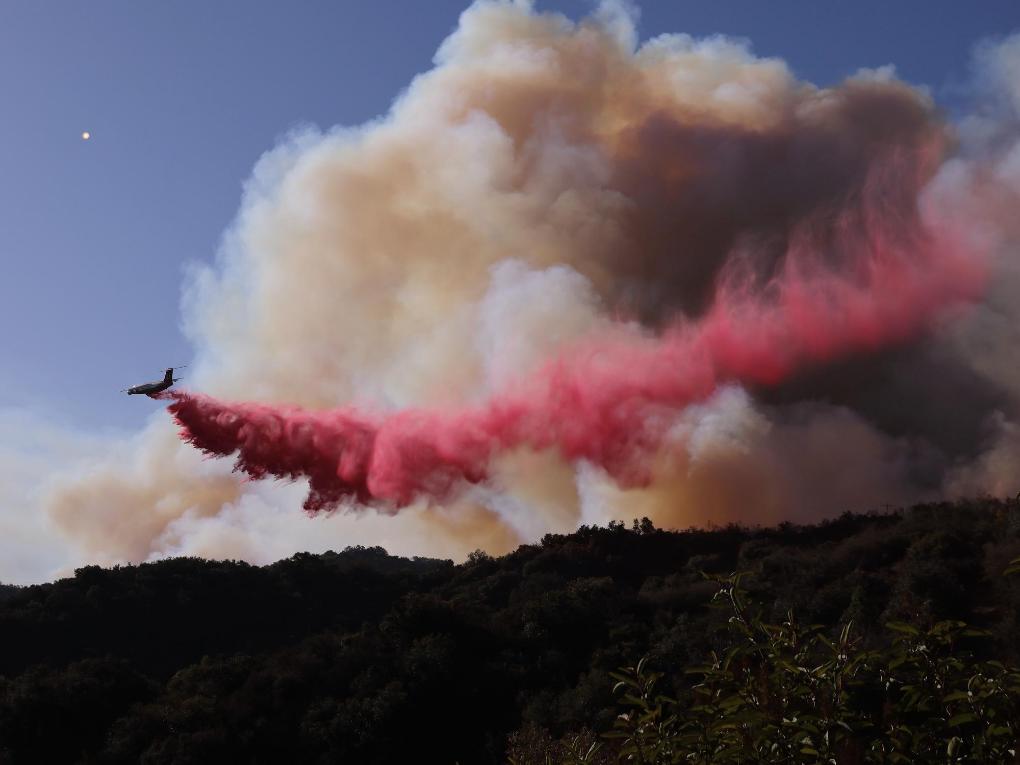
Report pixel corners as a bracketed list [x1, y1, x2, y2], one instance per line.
[1, 499, 1019, 763]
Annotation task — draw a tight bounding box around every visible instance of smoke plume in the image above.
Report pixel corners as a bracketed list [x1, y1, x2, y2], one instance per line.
[38, 1, 1020, 575]
[163, 169, 985, 511]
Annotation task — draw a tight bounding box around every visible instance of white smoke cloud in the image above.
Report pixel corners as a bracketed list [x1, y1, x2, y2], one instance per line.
[0, 409, 108, 583]
[0, 4, 1016, 584]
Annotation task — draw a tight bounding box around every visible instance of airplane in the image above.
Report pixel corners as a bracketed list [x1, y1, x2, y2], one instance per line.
[123, 367, 186, 397]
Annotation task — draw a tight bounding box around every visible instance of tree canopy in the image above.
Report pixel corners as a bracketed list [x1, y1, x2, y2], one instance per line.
[1, 499, 1018, 763]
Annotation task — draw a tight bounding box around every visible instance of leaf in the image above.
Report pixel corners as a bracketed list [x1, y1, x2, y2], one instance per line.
[886, 622, 920, 636]
[683, 665, 714, 675]
[961, 628, 991, 638]
[948, 712, 977, 727]
[947, 736, 961, 757]
[942, 691, 970, 703]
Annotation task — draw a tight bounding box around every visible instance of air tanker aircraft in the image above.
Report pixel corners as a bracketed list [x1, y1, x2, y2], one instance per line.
[123, 367, 185, 397]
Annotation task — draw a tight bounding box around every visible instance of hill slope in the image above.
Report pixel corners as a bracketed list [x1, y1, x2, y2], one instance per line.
[1, 499, 1019, 763]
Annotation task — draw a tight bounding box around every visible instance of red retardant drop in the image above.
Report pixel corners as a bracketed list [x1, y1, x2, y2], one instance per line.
[163, 202, 987, 513]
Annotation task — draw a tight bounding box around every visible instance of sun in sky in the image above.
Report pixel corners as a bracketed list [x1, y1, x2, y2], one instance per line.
[81, 131, 90, 140]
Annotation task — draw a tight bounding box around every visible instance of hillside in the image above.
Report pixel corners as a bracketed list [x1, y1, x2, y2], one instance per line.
[1, 499, 1019, 763]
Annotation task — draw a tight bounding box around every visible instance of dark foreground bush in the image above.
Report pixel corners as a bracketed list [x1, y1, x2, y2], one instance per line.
[512, 562, 1020, 764]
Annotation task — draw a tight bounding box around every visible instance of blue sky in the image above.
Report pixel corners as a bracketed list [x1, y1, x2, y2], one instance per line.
[1, 0, 1018, 434]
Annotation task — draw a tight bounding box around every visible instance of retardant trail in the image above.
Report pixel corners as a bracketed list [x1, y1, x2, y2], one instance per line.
[164, 206, 987, 513]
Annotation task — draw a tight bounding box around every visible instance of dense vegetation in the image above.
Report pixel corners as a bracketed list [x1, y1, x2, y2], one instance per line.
[512, 573, 1020, 763]
[1, 499, 1019, 763]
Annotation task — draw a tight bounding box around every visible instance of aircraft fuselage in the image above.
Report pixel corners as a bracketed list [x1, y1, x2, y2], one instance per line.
[126, 381, 173, 397]
[126, 369, 177, 397]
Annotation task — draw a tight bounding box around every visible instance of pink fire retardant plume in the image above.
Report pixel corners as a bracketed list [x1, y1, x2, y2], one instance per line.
[164, 202, 987, 513]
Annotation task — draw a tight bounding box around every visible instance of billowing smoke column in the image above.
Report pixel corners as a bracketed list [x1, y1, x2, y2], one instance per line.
[37, 1, 1020, 576]
[165, 160, 986, 511]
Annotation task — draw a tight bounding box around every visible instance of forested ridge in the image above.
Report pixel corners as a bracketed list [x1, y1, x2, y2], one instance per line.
[1, 499, 1019, 763]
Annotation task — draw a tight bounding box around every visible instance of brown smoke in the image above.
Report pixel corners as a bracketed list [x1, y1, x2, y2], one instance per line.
[35, 2, 1020, 576]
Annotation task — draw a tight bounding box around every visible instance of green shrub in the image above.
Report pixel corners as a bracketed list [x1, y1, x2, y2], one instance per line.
[530, 567, 1020, 764]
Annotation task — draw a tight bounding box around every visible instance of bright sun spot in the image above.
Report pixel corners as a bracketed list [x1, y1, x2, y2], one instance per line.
[81, 131, 90, 140]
